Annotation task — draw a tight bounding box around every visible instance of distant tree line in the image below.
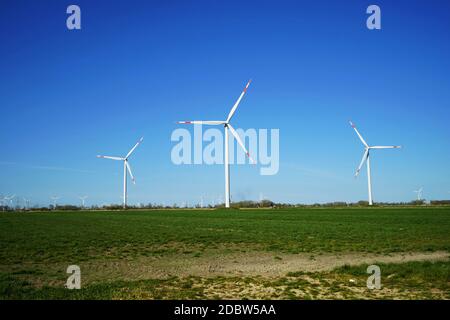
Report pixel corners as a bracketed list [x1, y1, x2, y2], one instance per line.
[2, 198, 450, 212]
[430, 200, 450, 205]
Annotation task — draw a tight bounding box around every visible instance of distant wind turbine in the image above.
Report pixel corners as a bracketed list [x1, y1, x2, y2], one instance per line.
[0, 196, 7, 211]
[97, 137, 144, 209]
[23, 197, 31, 209]
[178, 80, 255, 208]
[50, 196, 60, 209]
[413, 187, 423, 201]
[4, 194, 16, 208]
[78, 195, 88, 208]
[217, 195, 223, 207]
[350, 121, 401, 205]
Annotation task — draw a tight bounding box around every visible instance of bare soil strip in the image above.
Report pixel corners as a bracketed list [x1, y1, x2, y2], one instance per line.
[77, 250, 449, 282]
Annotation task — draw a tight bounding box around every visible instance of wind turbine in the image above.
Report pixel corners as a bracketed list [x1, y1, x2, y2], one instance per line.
[50, 196, 60, 209]
[4, 194, 16, 209]
[350, 121, 401, 205]
[23, 197, 31, 210]
[178, 80, 255, 208]
[78, 195, 88, 208]
[413, 187, 423, 201]
[0, 196, 7, 211]
[97, 137, 143, 209]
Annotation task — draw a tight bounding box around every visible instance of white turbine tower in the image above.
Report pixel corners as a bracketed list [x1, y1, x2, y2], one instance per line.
[178, 80, 255, 208]
[5, 195, 16, 209]
[97, 137, 143, 209]
[23, 197, 31, 210]
[413, 187, 423, 201]
[50, 196, 60, 209]
[0, 196, 7, 211]
[350, 121, 401, 205]
[78, 195, 88, 208]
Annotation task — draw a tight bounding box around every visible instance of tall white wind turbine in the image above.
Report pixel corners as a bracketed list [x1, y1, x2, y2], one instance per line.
[50, 196, 60, 209]
[413, 187, 423, 201]
[78, 195, 88, 208]
[177, 80, 255, 208]
[23, 197, 31, 210]
[97, 137, 143, 209]
[5, 194, 16, 208]
[350, 121, 401, 205]
[0, 196, 8, 211]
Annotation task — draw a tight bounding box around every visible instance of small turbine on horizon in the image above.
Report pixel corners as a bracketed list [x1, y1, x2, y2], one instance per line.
[350, 121, 401, 205]
[4, 194, 16, 208]
[413, 187, 423, 201]
[0, 196, 9, 211]
[97, 137, 143, 209]
[50, 196, 60, 209]
[78, 195, 88, 208]
[23, 197, 31, 209]
[178, 80, 255, 208]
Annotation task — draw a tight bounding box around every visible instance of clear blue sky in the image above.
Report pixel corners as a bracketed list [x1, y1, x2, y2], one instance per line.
[1, 0, 449, 206]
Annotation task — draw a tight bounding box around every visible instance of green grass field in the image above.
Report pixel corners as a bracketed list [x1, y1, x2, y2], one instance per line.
[1, 207, 449, 299]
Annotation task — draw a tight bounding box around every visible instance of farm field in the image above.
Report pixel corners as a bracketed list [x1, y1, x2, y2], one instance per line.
[0, 207, 449, 299]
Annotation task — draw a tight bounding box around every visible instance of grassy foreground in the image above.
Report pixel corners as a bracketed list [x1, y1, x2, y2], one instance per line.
[0, 207, 449, 299]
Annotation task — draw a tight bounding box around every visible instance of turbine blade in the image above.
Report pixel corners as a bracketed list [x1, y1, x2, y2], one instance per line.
[177, 121, 225, 125]
[355, 149, 369, 177]
[226, 79, 252, 123]
[349, 121, 369, 148]
[227, 124, 255, 164]
[126, 162, 135, 184]
[97, 155, 124, 161]
[370, 146, 402, 149]
[126, 137, 144, 159]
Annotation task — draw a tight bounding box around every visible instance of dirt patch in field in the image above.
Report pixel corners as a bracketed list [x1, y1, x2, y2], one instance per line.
[78, 250, 449, 283]
[1, 250, 448, 299]
[4, 250, 447, 289]
[195, 272, 449, 300]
